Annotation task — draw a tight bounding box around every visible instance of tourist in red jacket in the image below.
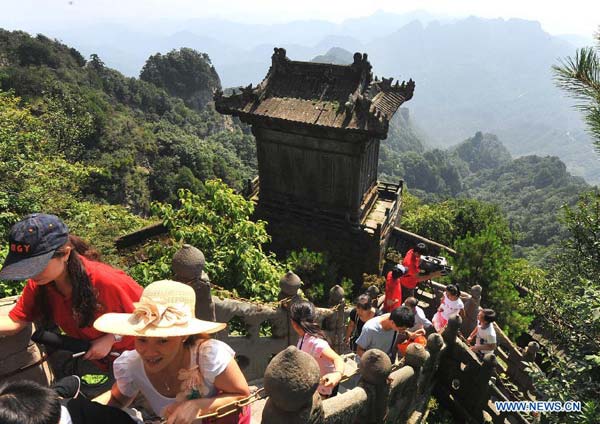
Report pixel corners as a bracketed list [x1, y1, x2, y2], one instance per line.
[401, 242, 442, 299]
[0, 214, 143, 361]
[383, 264, 407, 313]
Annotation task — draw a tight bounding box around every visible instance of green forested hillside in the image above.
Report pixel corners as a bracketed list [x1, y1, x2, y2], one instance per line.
[0, 28, 595, 419]
[0, 30, 256, 213]
[379, 129, 591, 262]
[0, 90, 148, 271]
[461, 154, 588, 245]
[140, 48, 222, 111]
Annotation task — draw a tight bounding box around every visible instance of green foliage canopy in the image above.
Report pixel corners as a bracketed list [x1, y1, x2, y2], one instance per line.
[140, 48, 222, 111]
[0, 30, 256, 214]
[521, 190, 600, 421]
[401, 194, 529, 335]
[0, 90, 148, 297]
[129, 182, 283, 301]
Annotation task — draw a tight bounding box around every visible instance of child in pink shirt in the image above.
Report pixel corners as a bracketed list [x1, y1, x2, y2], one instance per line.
[290, 300, 345, 397]
[432, 284, 465, 332]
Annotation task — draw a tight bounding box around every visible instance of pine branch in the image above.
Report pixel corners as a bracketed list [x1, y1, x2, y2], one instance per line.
[553, 46, 600, 152]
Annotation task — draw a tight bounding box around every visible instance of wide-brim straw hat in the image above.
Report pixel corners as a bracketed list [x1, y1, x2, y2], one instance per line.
[94, 279, 226, 337]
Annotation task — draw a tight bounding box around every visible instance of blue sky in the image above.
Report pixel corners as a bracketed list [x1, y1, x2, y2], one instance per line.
[2, 0, 598, 39]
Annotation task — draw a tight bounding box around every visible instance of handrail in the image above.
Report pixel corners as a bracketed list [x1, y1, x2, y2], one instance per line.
[391, 227, 457, 255]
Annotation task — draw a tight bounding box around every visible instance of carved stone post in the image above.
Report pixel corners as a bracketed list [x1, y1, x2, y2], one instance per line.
[279, 271, 303, 346]
[458, 353, 497, 421]
[0, 322, 53, 386]
[418, 333, 444, 396]
[172, 244, 215, 321]
[461, 285, 482, 336]
[405, 343, 428, 378]
[442, 314, 462, 356]
[387, 344, 429, 423]
[357, 349, 392, 424]
[326, 285, 345, 353]
[262, 346, 323, 424]
[279, 271, 302, 301]
[523, 341, 539, 362]
[366, 285, 380, 308]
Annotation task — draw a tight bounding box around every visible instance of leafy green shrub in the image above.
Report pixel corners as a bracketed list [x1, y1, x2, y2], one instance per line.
[451, 227, 532, 336]
[129, 182, 283, 300]
[521, 190, 600, 412]
[285, 248, 340, 305]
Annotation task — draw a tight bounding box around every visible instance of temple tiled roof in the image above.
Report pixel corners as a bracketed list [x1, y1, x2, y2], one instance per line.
[215, 48, 415, 137]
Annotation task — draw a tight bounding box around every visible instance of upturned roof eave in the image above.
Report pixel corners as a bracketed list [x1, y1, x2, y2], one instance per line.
[215, 101, 388, 138]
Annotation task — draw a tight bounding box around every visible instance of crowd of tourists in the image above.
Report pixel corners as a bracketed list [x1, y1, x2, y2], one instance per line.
[347, 243, 497, 361]
[0, 214, 496, 424]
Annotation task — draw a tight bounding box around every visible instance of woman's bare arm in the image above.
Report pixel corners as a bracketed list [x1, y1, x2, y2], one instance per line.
[344, 319, 355, 344]
[211, 356, 251, 400]
[105, 382, 136, 409]
[164, 358, 250, 423]
[0, 316, 28, 336]
[319, 346, 345, 388]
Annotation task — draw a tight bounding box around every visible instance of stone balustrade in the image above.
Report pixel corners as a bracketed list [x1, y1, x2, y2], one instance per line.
[0, 297, 53, 386]
[261, 333, 445, 424]
[212, 294, 346, 381]
[172, 243, 538, 423]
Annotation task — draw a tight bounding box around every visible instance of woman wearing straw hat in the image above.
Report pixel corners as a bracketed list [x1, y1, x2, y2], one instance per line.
[94, 280, 251, 424]
[0, 213, 143, 362]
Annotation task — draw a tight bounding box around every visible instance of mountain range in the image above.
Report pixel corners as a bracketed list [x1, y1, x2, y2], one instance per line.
[4, 12, 599, 183]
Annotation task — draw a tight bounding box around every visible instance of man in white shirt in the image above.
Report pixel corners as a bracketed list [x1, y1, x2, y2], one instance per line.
[404, 297, 433, 334]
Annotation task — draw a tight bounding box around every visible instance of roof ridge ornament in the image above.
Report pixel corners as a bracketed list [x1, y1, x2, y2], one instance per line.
[380, 77, 393, 91]
[240, 84, 256, 101]
[272, 47, 289, 69]
[352, 52, 372, 94]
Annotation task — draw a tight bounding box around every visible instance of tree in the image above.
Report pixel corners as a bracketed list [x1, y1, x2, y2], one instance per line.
[140, 48, 222, 111]
[521, 191, 600, 422]
[39, 89, 95, 159]
[451, 226, 532, 336]
[0, 91, 147, 297]
[0, 91, 85, 231]
[128, 182, 283, 301]
[453, 132, 512, 172]
[553, 31, 600, 152]
[401, 194, 530, 335]
[520, 31, 600, 422]
[401, 197, 513, 247]
[284, 248, 341, 304]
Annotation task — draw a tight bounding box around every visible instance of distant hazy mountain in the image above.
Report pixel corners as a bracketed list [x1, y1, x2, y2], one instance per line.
[311, 47, 354, 65]
[361, 17, 599, 183]
[12, 12, 599, 183]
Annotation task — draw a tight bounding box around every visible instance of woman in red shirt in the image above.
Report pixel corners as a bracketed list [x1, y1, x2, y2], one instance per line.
[0, 213, 143, 361]
[383, 264, 406, 313]
[401, 243, 442, 299]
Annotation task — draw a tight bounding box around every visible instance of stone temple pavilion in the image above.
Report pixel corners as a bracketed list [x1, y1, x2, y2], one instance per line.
[215, 47, 415, 284]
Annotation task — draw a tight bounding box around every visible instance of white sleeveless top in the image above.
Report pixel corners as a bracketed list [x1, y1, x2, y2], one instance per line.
[113, 339, 235, 417]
